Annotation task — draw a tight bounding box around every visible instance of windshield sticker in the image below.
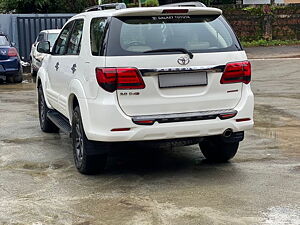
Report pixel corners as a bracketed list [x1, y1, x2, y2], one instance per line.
[152, 16, 191, 20]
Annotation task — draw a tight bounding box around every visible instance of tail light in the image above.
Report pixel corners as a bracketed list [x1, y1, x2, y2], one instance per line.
[7, 47, 18, 57]
[96, 68, 145, 93]
[218, 111, 237, 120]
[162, 9, 189, 13]
[220, 61, 251, 84]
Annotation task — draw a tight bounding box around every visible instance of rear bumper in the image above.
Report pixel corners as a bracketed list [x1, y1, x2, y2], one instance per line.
[0, 58, 21, 77]
[80, 85, 254, 142]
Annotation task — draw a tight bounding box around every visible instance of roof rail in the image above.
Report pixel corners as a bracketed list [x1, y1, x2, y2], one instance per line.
[84, 3, 126, 12]
[160, 2, 206, 7]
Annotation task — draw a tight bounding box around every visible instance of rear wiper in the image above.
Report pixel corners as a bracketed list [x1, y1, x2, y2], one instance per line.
[144, 48, 194, 59]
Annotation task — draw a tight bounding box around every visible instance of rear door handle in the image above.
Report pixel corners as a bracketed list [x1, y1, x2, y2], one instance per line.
[71, 64, 77, 74]
[55, 62, 59, 71]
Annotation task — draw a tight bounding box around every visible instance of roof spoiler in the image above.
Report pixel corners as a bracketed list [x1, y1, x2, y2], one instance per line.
[160, 2, 206, 7]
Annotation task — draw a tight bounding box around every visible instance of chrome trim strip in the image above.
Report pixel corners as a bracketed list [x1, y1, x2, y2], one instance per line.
[132, 109, 237, 124]
[140, 65, 225, 76]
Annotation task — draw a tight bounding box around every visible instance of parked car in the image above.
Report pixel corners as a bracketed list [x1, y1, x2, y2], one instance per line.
[30, 29, 60, 76]
[0, 32, 22, 83]
[36, 2, 254, 174]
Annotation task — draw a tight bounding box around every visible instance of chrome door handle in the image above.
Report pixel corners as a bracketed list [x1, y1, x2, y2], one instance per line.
[55, 62, 59, 71]
[71, 64, 77, 74]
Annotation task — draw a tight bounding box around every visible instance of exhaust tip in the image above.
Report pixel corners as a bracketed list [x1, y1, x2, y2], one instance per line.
[223, 128, 233, 138]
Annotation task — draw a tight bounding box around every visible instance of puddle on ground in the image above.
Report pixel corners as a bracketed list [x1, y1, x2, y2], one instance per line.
[262, 206, 300, 225]
[253, 104, 300, 158]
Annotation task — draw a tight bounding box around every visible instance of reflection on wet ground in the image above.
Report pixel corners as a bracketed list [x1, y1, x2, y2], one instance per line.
[0, 60, 299, 224]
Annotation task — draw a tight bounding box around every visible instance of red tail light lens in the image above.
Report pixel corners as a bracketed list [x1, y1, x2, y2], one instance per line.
[117, 68, 145, 89]
[96, 68, 117, 93]
[96, 68, 145, 93]
[8, 47, 18, 57]
[218, 112, 237, 120]
[133, 120, 155, 125]
[220, 61, 251, 84]
[162, 9, 189, 14]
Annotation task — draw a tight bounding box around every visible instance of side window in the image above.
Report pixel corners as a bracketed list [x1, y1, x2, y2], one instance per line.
[66, 20, 84, 55]
[37, 33, 44, 43]
[52, 21, 74, 55]
[90, 18, 107, 56]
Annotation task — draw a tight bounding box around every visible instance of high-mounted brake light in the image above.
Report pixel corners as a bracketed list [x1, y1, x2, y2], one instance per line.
[162, 9, 189, 14]
[7, 48, 18, 57]
[96, 68, 145, 93]
[220, 61, 251, 84]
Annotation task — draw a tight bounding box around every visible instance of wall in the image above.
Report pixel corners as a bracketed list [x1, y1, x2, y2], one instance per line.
[217, 5, 300, 41]
[0, 14, 74, 61]
[243, 0, 284, 4]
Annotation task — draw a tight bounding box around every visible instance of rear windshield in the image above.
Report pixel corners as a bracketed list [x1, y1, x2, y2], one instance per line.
[106, 15, 241, 56]
[0, 36, 10, 46]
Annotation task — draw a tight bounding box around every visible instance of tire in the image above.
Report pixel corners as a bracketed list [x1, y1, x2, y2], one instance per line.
[6, 76, 14, 83]
[31, 65, 37, 77]
[38, 86, 59, 133]
[6, 69, 23, 83]
[199, 135, 239, 162]
[72, 106, 108, 174]
[14, 70, 23, 83]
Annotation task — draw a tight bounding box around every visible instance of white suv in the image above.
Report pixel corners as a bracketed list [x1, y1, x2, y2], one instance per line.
[36, 3, 254, 174]
[30, 29, 60, 76]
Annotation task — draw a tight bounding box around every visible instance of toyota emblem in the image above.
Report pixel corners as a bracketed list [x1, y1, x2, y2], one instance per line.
[177, 56, 190, 65]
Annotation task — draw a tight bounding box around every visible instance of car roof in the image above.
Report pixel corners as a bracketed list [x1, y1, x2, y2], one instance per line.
[72, 6, 222, 19]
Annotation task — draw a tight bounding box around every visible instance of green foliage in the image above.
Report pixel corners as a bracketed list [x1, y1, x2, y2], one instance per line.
[241, 39, 300, 47]
[0, 0, 97, 13]
[242, 6, 264, 16]
[144, 0, 158, 7]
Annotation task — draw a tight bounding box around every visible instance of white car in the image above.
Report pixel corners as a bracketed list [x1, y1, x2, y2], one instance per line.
[30, 29, 60, 76]
[36, 3, 254, 174]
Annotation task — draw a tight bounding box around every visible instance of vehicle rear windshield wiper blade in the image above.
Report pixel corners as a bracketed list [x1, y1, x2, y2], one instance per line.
[144, 48, 194, 59]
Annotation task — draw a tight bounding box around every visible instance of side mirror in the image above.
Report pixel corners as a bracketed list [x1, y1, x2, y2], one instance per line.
[11, 42, 16, 47]
[37, 41, 51, 54]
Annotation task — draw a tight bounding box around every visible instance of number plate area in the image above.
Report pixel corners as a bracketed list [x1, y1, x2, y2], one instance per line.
[159, 72, 207, 88]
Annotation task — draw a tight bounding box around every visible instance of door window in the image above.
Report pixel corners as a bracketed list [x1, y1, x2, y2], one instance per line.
[66, 20, 84, 55]
[52, 21, 74, 55]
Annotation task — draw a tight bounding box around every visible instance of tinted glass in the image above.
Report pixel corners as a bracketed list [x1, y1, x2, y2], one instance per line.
[90, 18, 107, 56]
[107, 15, 241, 56]
[0, 36, 10, 46]
[66, 20, 84, 55]
[47, 33, 59, 47]
[53, 21, 74, 55]
[37, 33, 45, 42]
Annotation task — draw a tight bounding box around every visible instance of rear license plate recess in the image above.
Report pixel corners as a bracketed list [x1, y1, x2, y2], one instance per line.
[159, 72, 207, 88]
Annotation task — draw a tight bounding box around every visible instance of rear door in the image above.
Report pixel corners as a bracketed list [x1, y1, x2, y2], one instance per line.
[105, 11, 247, 116]
[57, 19, 84, 116]
[47, 20, 74, 111]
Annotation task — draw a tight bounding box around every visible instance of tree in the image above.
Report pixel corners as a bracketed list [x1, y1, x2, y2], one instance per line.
[0, 0, 97, 13]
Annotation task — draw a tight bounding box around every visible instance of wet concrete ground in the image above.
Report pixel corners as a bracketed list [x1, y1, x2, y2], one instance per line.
[0, 49, 300, 224]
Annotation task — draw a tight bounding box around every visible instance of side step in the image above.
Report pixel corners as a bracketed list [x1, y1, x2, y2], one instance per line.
[47, 110, 72, 135]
